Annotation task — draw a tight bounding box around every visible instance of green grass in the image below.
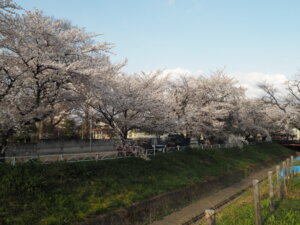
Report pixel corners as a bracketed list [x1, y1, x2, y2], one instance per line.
[0, 142, 294, 225]
[206, 174, 300, 225]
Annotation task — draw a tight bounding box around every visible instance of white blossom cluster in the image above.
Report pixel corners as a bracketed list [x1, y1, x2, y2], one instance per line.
[0, 0, 296, 155]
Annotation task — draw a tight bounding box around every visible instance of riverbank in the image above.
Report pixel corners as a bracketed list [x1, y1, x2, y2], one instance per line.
[210, 174, 300, 225]
[150, 162, 281, 225]
[0, 142, 294, 225]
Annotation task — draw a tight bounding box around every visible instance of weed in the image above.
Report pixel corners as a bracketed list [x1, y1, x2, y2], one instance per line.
[0, 142, 294, 225]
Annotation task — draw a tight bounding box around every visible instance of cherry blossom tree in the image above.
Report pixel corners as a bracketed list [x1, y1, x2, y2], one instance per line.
[0, 0, 21, 157]
[88, 71, 172, 142]
[259, 74, 300, 138]
[0, 6, 114, 157]
[229, 99, 273, 142]
[164, 69, 245, 144]
[164, 73, 196, 137]
[1, 0, 291, 158]
[194, 71, 245, 143]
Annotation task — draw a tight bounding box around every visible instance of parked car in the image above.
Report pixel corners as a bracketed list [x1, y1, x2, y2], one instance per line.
[135, 137, 165, 152]
[164, 134, 190, 147]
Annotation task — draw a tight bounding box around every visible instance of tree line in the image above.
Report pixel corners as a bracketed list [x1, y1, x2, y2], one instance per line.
[1, 0, 299, 157]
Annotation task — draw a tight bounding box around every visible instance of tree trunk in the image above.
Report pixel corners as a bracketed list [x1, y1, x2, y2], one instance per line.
[123, 130, 128, 140]
[0, 146, 5, 162]
[245, 134, 251, 141]
[0, 136, 8, 162]
[119, 130, 128, 145]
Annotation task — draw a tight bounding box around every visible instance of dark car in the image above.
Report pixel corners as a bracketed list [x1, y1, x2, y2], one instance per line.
[164, 134, 190, 147]
[135, 137, 165, 151]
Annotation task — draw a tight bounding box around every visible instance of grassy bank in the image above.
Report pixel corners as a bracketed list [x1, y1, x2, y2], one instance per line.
[210, 176, 300, 225]
[0, 142, 294, 225]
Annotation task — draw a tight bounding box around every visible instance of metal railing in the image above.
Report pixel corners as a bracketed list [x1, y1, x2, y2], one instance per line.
[0, 142, 246, 166]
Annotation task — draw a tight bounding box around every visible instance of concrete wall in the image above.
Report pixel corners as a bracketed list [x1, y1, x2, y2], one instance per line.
[7, 140, 117, 156]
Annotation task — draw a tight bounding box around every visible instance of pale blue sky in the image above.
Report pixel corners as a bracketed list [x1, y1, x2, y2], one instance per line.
[15, 0, 300, 78]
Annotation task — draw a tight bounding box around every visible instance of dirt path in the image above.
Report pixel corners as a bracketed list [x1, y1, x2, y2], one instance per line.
[149, 164, 279, 225]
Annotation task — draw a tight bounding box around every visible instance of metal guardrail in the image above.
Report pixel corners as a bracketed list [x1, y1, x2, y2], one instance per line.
[0, 143, 245, 166]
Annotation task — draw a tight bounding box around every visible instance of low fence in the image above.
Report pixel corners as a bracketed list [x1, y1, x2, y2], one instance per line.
[6, 140, 246, 157]
[1, 145, 188, 165]
[0, 142, 245, 165]
[202, 155, 298, 225]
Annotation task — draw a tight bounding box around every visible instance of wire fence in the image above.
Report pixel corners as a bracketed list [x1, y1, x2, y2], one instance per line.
[0, 142, 246, 165]
[200, 155, 298, 225]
